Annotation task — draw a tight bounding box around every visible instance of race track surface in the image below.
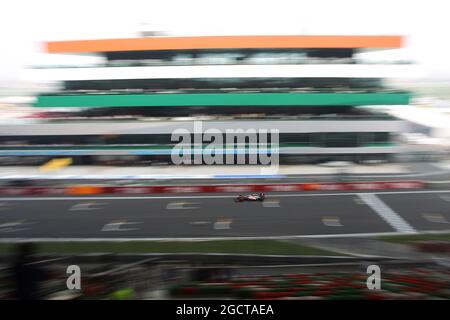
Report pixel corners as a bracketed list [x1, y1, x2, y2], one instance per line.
[0, 190, 449, 239]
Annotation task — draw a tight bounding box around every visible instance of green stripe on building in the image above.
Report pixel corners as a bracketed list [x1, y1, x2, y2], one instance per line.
[34, 92, 410, 108]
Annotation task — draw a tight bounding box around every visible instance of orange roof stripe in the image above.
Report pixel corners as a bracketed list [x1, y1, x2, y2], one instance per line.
[46, 35, 403, 53]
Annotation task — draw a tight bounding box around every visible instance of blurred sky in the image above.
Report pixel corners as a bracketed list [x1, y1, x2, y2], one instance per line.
[1, 0, 450, 85]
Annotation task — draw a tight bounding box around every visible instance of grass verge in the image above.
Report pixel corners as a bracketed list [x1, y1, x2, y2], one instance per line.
[0, 239, 344, 256]
[378, 233, 450, 244]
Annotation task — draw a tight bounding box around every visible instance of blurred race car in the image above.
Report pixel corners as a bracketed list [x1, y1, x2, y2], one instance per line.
[234, 193, 265, 202]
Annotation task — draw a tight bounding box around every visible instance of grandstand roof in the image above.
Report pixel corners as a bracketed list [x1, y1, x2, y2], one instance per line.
[46, 35, 403, 54]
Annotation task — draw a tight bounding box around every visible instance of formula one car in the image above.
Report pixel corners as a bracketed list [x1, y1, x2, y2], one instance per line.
[234, 193, 265, 202]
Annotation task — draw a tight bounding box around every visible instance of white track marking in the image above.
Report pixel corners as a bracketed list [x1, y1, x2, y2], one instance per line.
[322, 216, 343, 227]
[101, 220, 141, 232]
[438, 195, 450, 202]
[0, 220, 32, 233]
[0, 228, 28, 233]
[2, 230, 450, 242]
[189, 221, 211, 226]
[422, 213, 448, 224]
[0, 221, 26, 228]
[214, 219, 232, 230]
[263, 200, 280, 208]
[358, 193, 416, 233]
[0, 190, 448, 201]
[166, 202, 199, 210]
[0, 202, 13, 211]
[69, 202, 105, 211]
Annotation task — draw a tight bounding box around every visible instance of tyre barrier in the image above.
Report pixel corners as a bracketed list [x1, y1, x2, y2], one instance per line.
[0, 180, 424, 196]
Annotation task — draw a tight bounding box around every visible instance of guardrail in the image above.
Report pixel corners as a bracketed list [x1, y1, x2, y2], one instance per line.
[0, 180, 424, 196]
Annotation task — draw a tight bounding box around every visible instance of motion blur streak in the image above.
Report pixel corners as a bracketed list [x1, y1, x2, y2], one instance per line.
[0, 0, 449, 300]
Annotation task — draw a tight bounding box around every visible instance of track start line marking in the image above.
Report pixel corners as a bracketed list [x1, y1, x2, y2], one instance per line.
[263, 200, 280, 208]
[423, 213, 449, 224]
[101, 220, 141, 232]
[321, 216, 343, 227]
[70, 202, 105, 211]
[214, 219, 232, 230]
[0, 220, 33, 233]
[166, 202, 200, 210]
[0, 202, 13, 211]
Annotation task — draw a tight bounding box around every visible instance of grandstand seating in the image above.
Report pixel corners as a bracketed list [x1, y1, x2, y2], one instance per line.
[168, 269, 450, 300]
